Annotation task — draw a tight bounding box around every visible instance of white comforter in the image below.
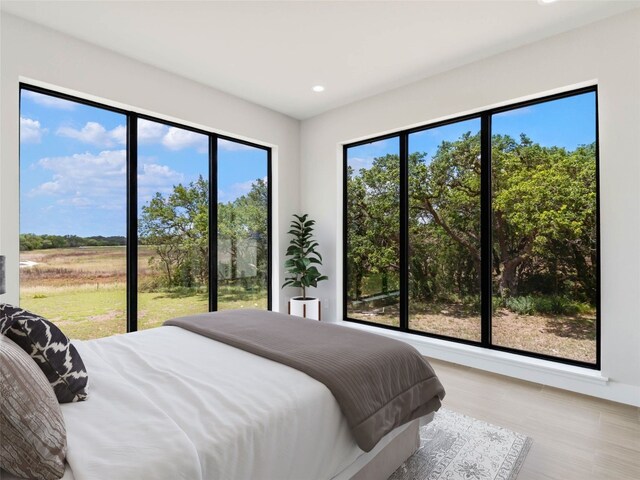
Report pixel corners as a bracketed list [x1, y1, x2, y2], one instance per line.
[58, 326, 364, 480]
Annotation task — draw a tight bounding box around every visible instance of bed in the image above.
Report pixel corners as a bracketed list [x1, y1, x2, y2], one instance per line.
[1, 309, 444, 480]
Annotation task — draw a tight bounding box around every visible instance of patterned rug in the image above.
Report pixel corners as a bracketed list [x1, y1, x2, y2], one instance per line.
[390, 408, 532, 480]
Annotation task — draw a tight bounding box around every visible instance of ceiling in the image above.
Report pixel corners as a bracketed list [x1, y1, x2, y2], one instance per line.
[3, 1, 639, 119]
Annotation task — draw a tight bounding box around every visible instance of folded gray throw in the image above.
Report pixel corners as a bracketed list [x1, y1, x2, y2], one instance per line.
[165, 309, 445, 452]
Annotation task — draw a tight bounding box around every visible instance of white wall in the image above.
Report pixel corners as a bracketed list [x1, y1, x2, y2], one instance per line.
[0, 13, 300, 314]
[300, 11, 640, 406]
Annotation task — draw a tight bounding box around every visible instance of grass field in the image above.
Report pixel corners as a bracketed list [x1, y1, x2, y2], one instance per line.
[20, 246, 267, 340]
[21, 247, 596, 364]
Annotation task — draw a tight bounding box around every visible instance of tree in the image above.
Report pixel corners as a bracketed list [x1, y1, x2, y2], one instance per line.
[139, 176, 209, 288]
[346, 154, 401, 301]
[217, 178, 268, 288]
[346, 132, 597, 308]
[139, 175, 269, 292]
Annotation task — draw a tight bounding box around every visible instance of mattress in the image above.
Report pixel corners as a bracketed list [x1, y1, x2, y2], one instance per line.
[3, 326, 377, 479]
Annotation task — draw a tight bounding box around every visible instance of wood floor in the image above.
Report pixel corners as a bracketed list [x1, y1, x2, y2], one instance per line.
[427, 358, 640, 480]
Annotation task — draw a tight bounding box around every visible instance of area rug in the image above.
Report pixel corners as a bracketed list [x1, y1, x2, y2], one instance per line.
[389, 408, 532, 480]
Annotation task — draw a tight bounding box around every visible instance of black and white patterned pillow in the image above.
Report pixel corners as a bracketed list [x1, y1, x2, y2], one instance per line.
[0, 304, 88, 403]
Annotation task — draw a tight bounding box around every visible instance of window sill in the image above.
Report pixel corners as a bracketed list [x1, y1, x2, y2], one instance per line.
[338, 320, 608, 386]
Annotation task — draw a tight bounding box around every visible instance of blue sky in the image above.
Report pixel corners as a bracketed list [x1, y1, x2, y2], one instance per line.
[20, 90, 267, 237]
[348, 91, 596, 172]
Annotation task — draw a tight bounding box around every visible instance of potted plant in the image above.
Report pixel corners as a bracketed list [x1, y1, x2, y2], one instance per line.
[282, 214, 328, 320]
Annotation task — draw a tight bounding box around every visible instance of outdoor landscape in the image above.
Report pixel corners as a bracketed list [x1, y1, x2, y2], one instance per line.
[20, 87, 596, 362]
[20, 245, 267, 340]
[20, 89, 268, 340]
[19, 178, 269, 339]
[346, 93, 597, 364]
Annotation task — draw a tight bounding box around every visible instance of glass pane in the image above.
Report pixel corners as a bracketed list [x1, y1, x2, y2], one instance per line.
[137, 120, 209, 329]
[491, 92, 597, 363]
[408, 120, 482, 341]
[345, 137, 400, 327]
[217, 139, 269, 310]
[19, 89, 127, 339]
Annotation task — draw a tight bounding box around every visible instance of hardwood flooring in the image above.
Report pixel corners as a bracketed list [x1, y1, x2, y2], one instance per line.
[427, 358, 640, 480]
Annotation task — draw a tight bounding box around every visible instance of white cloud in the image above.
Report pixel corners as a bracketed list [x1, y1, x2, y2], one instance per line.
[161, 127, 207, 152]
[138, 119, 168, 143]
[138, 163, 184, 187]
[119, 120, 256, 155]
[137, 162, 185, 204]
[31, 150, 128, 209]
[20, 117, 47, 143]
[30, 150, 186, 210]
[218, 139, 255, 151]
[57, 121, 126, 147]
[348, 156, 374, 173]
[219, 176, 267, 203]
[22, 90, 76, 110]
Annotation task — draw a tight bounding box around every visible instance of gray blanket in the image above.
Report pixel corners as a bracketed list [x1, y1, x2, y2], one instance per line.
[164, 309, 445, 452]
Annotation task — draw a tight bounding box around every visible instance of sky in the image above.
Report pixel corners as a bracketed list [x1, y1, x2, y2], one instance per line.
[20, 90, 267, 237]
[348, 91, 596, 172]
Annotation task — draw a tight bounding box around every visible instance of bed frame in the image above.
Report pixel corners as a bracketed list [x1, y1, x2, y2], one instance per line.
[334, 413, 434, 480]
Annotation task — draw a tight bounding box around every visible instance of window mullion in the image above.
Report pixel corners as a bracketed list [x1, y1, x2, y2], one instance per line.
[400, 133, 409, 332]
[126, 114, 138, 333]
[209, 135, 218, 312]
[480, 113, 492, 347]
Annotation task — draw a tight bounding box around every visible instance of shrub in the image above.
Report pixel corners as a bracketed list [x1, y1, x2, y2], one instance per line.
[503, 294, 594, 316]
[531, 295, 591, 316]
[505, 296, 535, 315]
[492, 296, 504, 312]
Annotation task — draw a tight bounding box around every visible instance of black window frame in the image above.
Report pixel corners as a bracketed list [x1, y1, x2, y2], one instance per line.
[19, 83, 273, 332]
[343, 86, 600, 369]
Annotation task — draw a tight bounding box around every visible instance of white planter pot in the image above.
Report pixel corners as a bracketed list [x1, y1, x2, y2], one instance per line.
[288, 297, 321, 320]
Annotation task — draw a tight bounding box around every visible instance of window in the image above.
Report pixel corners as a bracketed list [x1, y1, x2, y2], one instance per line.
[345, 137, 401, 327]
[217, 139, 270, 310]
[137, 120, 210, 330]
[20, 89, 128, 339]
[408, 119, 482, 341]
[490, 93, 598, 364]
[344, 87, 599, 368]
[19, 85, 272, 339]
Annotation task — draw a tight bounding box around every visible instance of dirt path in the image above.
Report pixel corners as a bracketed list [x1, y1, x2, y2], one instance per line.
[350, 306, 596, 364]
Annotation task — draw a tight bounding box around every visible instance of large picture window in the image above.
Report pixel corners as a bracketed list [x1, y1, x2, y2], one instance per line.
[344, 87, 599, 367]
[19, 84, 271, 340]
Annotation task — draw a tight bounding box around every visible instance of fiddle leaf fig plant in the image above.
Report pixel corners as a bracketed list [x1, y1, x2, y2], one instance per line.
[282, 214, 328, 300]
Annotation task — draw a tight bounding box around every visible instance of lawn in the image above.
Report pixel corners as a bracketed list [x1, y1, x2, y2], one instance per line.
[20, 247, 267, 340]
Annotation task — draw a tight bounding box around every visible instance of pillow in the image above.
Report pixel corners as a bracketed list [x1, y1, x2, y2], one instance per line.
[0, 334, 67, 480]
[0, 304, 88, 403]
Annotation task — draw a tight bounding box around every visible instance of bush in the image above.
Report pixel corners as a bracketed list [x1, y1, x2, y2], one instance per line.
[503, 294, 593, 316]
[531, 295, 591, 316]
[505, 296, 535, 315]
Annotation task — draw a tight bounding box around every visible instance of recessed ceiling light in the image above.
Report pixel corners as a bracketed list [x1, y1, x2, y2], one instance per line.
[538, 0, 558, 4]
[312, 85, 325, 93]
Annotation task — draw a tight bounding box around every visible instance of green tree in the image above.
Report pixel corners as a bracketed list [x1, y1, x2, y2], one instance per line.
[139, 176, 209, 288]
[139, 175, 268, 292]
[346, 132, 597, 309]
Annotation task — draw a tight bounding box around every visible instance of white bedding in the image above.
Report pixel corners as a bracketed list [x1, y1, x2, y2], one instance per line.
[50, 326, 365, 480]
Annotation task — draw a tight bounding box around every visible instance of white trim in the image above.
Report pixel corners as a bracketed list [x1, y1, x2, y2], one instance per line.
[338, 320, 640, 407]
